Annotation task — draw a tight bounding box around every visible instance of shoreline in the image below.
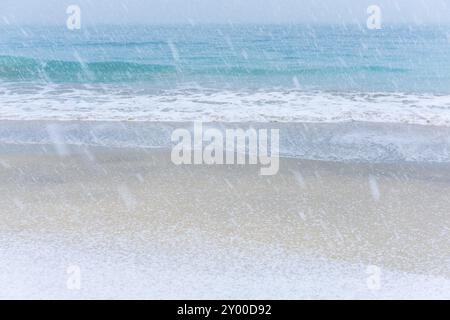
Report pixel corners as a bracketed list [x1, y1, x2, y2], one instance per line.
[2, 119, 450, 163]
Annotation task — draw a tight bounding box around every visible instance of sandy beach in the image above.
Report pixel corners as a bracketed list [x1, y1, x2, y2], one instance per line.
[0, 122, 449, 299]
[2, 8, 450, 302]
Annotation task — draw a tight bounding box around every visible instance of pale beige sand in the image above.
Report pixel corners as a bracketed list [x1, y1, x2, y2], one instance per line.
[0, 143, 449, 283]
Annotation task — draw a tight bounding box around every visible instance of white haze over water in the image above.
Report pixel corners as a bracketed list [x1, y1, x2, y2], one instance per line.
[1, 0, 450, 25]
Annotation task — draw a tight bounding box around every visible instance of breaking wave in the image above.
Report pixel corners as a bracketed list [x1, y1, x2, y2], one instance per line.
[1, 84, 450, 126]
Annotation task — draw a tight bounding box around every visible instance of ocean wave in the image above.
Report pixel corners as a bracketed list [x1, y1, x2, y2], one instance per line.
[0, 55, 408, 83]
[0, 56, 175, 82]
[189, 65, 408, 77]
[1, 84, 450, 126]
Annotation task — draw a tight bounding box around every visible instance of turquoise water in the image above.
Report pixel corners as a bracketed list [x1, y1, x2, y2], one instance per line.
[1, 25, 449, 92]
[1, 24, 450, 123]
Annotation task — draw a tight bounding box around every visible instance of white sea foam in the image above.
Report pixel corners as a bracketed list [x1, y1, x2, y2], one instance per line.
[2, 84, 450, 125]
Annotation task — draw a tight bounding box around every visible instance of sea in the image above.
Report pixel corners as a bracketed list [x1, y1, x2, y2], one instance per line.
[0, 24, 450, 124]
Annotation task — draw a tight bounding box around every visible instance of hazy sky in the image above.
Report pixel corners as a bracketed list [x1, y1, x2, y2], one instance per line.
[1, 0, 450, 25]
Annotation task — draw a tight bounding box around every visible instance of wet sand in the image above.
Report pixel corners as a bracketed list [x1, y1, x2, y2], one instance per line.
[0, 142, 449, 299]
